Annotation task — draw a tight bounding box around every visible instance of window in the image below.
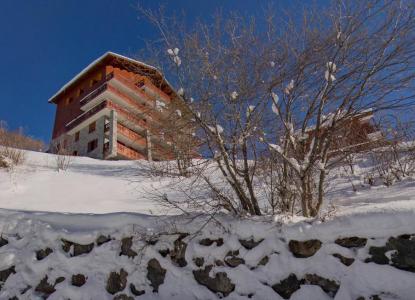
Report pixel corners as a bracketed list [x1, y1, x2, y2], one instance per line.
[75, 131, 80, 142]
[68, 97, 73, 104]
[89, 122, 96, 133]
[87, 139, 98, 152]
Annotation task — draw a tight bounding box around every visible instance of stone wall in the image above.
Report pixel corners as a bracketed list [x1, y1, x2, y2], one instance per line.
[1, 226, 414, 299]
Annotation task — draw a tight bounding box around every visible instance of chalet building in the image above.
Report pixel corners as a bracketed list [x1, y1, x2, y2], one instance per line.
[49, 52, 179, 160]
[295, 109, 382, 158]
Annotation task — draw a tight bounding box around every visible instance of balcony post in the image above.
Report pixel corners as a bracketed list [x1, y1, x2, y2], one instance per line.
[107, 109, 118, 158]
[146, 129, 152, 161]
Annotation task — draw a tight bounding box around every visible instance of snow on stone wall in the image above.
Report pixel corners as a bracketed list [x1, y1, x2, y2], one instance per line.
[0, 211, 415, 300]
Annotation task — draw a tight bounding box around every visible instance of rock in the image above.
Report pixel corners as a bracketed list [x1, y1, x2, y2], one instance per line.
[0, 236, 8, 248]
[258, 256, 269, 266]
[193, 265, 235, 297]
[333, 253, 355, 266]
[199, 238, 224, 247]
[226, 250, 239, 257]
[61, 239, 94, 256]
[366, 234, 415, 272]
[0, 266, 15, 284]
[194, 257, 205, 267]
[36, 248, 53, 261]
[146, 238, 158, 245]
[72, 274, 87, 287]
[170, 237, 187, 267]
[147, 258, 166, 292]
[215, 260, 224, 266]
[335, 237, 367, 249]
[239, 238, 264, 250]
[35, 276, 56, 297]
[96, 235, 112, 246]
[303, 274, 340, 297]
[130, 283, 145, 296]
[158, 249, 170, 257]
[55, 277, 65, 285]
[8, 296, 19, 300]
[113, 294, 134, 300]
[272, 274, 302, 299]
[21, 285, 31, 294]
[366, 246, 390, 265]
[387, 235, 415, 272]
[120, 237, 137, 258]
[106, 269, 128, 295]
[224, 255, 245, 268]
[288, 240, 322, 258]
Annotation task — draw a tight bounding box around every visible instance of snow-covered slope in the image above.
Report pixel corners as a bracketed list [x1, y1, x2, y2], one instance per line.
[0, 151, 171, 214]
[1, 150, 415, 217]
[1, 150, 415, 299]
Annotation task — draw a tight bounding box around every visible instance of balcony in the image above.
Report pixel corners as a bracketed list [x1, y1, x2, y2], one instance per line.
[117, 124, 147, 149]
[66, 100, 110, 131]
[117, 141, 146, 160]
[78, 73, 114, 106]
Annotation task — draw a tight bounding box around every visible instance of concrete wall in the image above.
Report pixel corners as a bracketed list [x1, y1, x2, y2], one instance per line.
[51, 112, 117, 160]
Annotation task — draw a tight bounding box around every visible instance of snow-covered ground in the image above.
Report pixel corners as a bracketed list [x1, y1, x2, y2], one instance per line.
[1, 150, 415, 218]
[0, 151, 171, 215]
[1, 150, 415, 299]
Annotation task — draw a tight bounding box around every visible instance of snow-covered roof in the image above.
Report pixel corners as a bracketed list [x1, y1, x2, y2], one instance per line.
[48, 51, 164, 104]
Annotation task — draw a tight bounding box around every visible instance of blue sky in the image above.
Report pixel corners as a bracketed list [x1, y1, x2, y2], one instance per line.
[0, 0, 325, 143]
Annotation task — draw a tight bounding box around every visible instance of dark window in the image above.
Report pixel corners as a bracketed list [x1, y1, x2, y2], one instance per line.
[73, 151, 78, 156]
[89, 122, 96, 133]
[68, 97, 73, 104]
[87, 139, 98, 152]
[75, 131, 80, 142]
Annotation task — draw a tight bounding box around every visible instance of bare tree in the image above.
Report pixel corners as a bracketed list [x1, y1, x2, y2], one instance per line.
[137, 0, 415, 217]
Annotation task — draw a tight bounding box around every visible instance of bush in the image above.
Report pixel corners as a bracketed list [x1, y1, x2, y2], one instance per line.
[0, 121, 45, 166]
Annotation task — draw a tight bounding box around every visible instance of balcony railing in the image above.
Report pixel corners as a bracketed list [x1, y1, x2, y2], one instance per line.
[66, 101, 109, 130]
[117, 124, 146, 147]
[117, 142, 146, 160]
[79, 72, 114, 106]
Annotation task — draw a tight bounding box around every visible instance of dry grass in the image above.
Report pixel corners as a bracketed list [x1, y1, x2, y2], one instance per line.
[0, 121, 45, 166]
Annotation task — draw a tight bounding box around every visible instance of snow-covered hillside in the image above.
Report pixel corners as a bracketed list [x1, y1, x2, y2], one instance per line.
[1, 150, 415, 299]
[1, 150, 415, 217]
[0, 151, 171, 214]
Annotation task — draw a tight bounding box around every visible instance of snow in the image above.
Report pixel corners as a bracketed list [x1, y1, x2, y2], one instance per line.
[48, 52, 164, 103]
[271, 92, 279, 115]
[325, 70, 336, 82]
[0, 151, 168, 215]
[207, 124, 224, 134]
[246, 105, 256, 117]
[284, 80, 295, 95]
[231, 91, 238, 100]
[2, 149, 415, 220]
[1, 150, 415, 298]
[325, 62, 337, 82]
